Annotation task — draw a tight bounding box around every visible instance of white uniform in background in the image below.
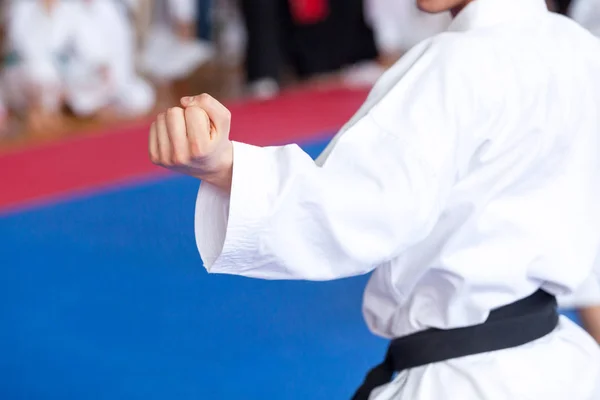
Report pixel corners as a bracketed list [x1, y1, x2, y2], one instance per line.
[195, 0, 600, 398]
[212, 0, 246, 67]
[569, 0, 600, 37]
[141, 0, 214, 81]
[364, 0, 451, 54]
[62, 1, 115, 117]
[2, 0, 151, 118]
[2, 0, 80, 113]
[76, 0, 155, 117]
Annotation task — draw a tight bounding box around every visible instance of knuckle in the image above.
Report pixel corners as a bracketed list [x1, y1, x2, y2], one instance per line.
[171, 153, 189, 166]
[184, 106, 195, 118]
[220, 106, 231, 118]
[198, 93, 211, 105]
[185, 105, 208, 122]
[167, 107, 183, 117]
[189, 143, 205, 159]
[161, 157, 174, 167]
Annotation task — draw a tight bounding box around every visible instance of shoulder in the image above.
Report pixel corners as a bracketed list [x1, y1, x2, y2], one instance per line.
[401, 31, 502, 109]
[425, 31, 501, 80]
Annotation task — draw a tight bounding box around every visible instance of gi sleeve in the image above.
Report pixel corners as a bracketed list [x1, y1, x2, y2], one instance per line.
[195, 40, 480, 281]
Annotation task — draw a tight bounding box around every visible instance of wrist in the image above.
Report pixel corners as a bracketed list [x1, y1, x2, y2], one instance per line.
[201, 141, 234, 193]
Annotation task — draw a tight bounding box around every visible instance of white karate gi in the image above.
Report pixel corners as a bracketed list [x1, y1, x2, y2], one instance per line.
[75, 0, 155, 116]
[140, 0, 214, 81]
[569, 0, 600, 37]
[196, 0, 600, 398]
[2, 0, 80, 113]
[364, 0, 451, 54]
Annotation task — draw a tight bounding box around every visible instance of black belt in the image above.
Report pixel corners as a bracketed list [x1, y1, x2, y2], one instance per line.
[352, 289, 558, 400]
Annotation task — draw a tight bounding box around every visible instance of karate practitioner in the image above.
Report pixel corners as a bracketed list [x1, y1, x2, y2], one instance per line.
[2, 0, 151, 131]
[76, 0, 155, 118]
[149, 0, 600, 398]
[140, 0, 214, 82]
[1, 0, 79, 132]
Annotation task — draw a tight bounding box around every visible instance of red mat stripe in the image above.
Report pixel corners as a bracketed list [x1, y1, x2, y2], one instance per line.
[0, 87, 368, 210]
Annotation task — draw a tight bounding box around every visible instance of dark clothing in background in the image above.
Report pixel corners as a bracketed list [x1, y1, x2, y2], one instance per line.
[196, 0, 213, 41]
[240, 0, 378, 84]
[240, 0, 285, 83]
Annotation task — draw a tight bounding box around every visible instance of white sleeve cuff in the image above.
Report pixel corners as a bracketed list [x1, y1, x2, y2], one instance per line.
[194, 180, 230, 269]
[195, 141, 274, 274]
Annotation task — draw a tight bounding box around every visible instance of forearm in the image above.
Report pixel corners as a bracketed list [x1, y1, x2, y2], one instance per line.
[198, 141, 233, 193]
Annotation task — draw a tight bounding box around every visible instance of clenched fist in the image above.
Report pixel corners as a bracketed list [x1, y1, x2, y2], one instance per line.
[149, 94, 234, 192]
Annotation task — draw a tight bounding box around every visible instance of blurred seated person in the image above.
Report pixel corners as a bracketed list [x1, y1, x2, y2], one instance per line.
[135, 0, 214, 90]
[2, 0, 153, 133]
[1, 0, 77, 132]
[78, 0, 155, 119]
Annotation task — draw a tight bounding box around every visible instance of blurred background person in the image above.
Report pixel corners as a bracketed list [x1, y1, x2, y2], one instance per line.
[239, 0, 379, 99]
[1, 0, 80, 133]
[363, 0, 451, 67]
[213, 0, 246, 68]
[77, 0, 155, 119]
[569, 0, 600, 36]
[138, 0, 215, 106]
[1, 0, 152, 134]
